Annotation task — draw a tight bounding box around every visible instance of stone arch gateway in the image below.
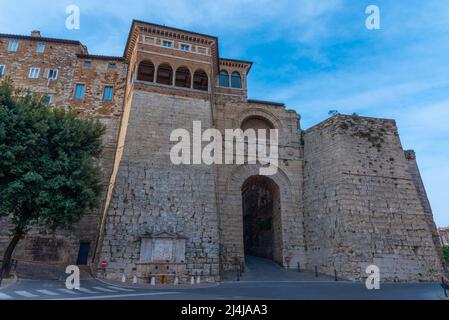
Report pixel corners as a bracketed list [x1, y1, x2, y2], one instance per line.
[1, 20, 443, 284]
[218, 164, 307, 271]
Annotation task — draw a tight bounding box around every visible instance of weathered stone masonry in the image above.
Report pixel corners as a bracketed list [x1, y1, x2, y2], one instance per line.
[303, 116, 444, 281]
[0, 20, 444, 283]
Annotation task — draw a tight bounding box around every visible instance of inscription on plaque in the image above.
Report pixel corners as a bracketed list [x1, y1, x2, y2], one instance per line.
[139, 231, 186, 263]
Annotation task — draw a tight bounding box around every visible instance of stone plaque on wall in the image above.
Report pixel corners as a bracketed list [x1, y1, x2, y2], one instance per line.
[139, 231, 186, 263]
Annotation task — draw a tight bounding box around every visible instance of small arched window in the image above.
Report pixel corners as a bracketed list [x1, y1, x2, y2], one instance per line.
[231, 71, 242, 88]
[156, 63, 173, 85]
[241, 116, 275, 138]
[137, 60, 155, 82]
[193, 70, 208, 91]
[219, 70, 229, 87]
[175, 66, 191, 88]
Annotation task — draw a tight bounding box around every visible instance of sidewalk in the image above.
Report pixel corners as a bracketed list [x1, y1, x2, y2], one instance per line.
[222, 256, 351, 283]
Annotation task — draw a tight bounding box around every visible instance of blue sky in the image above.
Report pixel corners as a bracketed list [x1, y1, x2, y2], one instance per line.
[1, 0, 448, 226]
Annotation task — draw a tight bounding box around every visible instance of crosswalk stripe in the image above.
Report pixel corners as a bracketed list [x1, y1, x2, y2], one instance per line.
[75, 287, 98, 294]
[36, 289, 59, 296]
[106, 286, 134, 292]
[54, 292, 180, 300]
[92, 286, 116, 293]
[0, 292, 13, 300]
[56, 288, 79, 295]
[15, 290, 38, 298]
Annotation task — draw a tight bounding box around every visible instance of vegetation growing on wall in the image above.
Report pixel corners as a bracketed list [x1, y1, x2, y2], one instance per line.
[443, 246, 449, 263]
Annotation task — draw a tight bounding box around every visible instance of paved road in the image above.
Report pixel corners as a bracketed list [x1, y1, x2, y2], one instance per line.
[0, 257, 445, 300]
[0, 277, 445, 300]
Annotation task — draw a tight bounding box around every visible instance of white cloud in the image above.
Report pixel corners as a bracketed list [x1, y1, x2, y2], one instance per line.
[0, 0, 343, 41]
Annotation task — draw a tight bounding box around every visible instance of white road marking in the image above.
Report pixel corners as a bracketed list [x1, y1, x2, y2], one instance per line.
[15, 290, 38, 298]
[75, 287, 98, 294]
[56, 288, 79, 295]
[36, 289, 59, 296]
[0, 292, 13, 299]
[92, 286, 116, 293]
[51, 292, 180, 300]
[106, 286, 134, 292]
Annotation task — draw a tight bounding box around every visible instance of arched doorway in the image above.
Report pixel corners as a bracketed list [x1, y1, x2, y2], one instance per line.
[241, 175, 281, 262]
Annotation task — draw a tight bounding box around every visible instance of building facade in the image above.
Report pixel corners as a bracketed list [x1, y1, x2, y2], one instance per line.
[0, 20, 445, 283]
[439, 228, 449, 246]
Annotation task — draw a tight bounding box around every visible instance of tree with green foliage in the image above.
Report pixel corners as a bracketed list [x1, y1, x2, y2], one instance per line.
[0, 78, 105, 280]
[443, 246, 449, 263]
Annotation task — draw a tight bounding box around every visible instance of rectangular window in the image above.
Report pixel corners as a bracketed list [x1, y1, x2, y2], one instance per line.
[28, 67, 40, 79]
[103, 86, 113, 101]
[162, 40, 172, 48]
[108, 63, 116, 69]
[74, 84, 85, 100]
[180, 44, 190, 51]
[7, 40, 19, 52]
[83, 60, 92, 68]
[0, 65, 4, 77]
[36, 43, 45, 53]
[43, 94, 53, 106]
[46, 69, 58, 80]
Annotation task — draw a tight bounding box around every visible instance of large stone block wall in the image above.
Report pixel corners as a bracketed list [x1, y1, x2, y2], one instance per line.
[212, 94, 307, 271]
[404, 150, 446, 270]
[98, 90, 220, 283]
[303, 115, 445, 281]
[1, 25, 444, 284]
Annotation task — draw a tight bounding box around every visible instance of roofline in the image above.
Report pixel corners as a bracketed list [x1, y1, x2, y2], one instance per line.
[220, 57, 253, 73]
[132, 20, 218, 40]
[77, 54, 125, 61]
[0, 33, 82, 46]
[247, 99, 285, 107]
[304, 114, 397, 134]
[123, 19, 219, 58]
[220, 57, 253, 65]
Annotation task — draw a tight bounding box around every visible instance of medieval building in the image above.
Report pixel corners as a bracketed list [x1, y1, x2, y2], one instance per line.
[0, 20, 445, 283]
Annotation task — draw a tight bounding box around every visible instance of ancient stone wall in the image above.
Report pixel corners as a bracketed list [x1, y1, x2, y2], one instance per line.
[303, 115, 445, 281]
[213, 94, 307, 271]
[97, 90, 220, 283]
[1, 24, 444, 283]
[404, 150, 446, 270]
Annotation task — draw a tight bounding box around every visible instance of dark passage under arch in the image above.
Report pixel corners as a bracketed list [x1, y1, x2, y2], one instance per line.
[242, 175, 280, 260]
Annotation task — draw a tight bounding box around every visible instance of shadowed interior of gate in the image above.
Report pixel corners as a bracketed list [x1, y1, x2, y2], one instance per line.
[241, 175, 281, 263]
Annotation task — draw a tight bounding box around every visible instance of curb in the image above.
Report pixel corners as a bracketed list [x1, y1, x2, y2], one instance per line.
[0, 272, 18, 290]
[94, 277, 220, 290]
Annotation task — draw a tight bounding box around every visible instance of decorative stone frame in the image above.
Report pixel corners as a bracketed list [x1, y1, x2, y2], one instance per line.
[233, 107, 294, 145]
[139, 231, 186, 263]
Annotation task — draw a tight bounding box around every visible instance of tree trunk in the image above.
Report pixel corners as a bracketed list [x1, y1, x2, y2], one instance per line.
[1, 233, 21, 278]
